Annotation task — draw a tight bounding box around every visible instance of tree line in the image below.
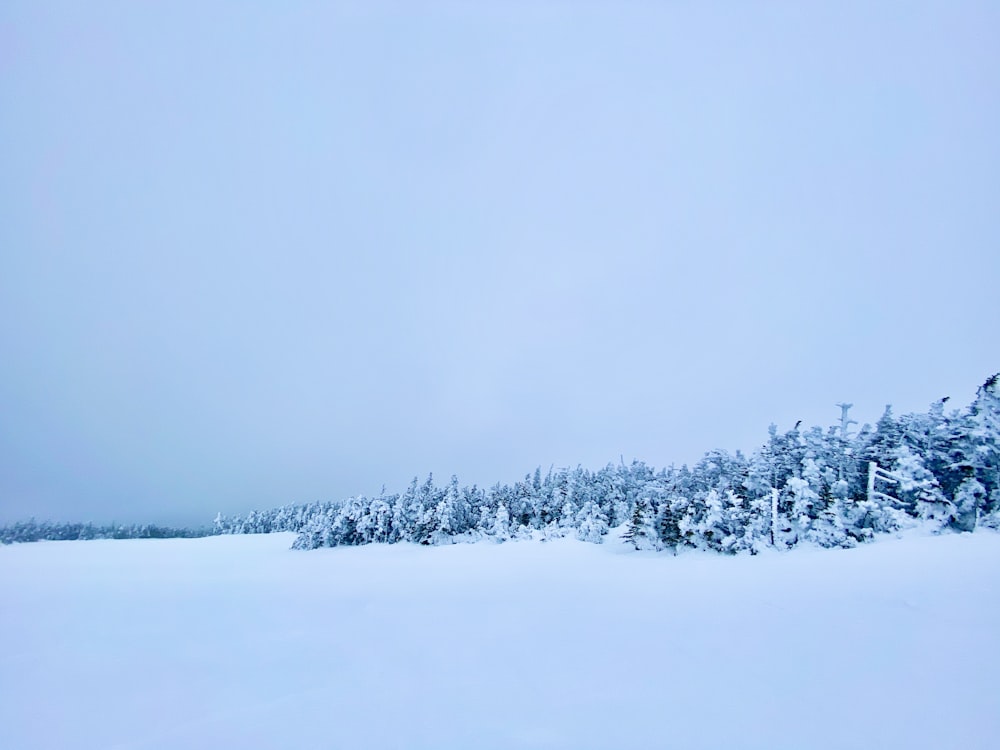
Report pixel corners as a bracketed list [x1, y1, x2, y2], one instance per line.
[0, 520, 212, 545]
[214, 374, 999, 553]
[5, 374, 997, 551]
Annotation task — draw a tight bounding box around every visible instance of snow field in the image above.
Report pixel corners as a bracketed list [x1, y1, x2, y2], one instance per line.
[1, 531, 998, 749]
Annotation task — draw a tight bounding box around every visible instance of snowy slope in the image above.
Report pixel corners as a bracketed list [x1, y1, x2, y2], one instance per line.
[1, 532, 998, 750]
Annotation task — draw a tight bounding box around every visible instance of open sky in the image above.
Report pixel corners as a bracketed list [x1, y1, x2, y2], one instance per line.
[2, 1, 998, 526]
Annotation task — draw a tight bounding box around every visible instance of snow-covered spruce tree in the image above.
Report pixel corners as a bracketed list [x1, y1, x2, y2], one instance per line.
[692, 487, 754, 553]
[952, 477, 986, 532]
[533, 467, 559, 529]
[891, 444, 954, 531]
[541, 468, 575, 535]
[840, 416, 905, 540]
[589, 464, 630, 528]
[505, 475, 534, 532]
[656, 493, 686, 553]
[622, 499, 658, 550]
[721, 489, 758, 553]
[696, 489, 728, 552]
[893, 397, 964, 504]
[795, 454, 848, 548]
[291, 515, 327, 550]
[475, 503, 492, 538]
[787, 459, 820, 540]
[744, 440, 781, 547]
[389, 477, 419, 543]
[576, 501, 609, 544]
[967, 374, 1000, 523]
[558, 498, 578, 535]
[806, 465, 852, 548]
[801, 427, 853, 547]
[352, 494, 394, 544]
[742, 490, 772, 554]
[322, 497, 359, 546]
[380, 474, 439, 545]
[427, 476, 469, 545]
[864, 405, 905, 471]
[492, 502, 512, 542]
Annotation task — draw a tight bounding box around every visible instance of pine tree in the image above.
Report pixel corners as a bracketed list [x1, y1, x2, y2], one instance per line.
[622, 499, 654, 550]
[493, 503, 512, 542]
[953, 477, 986, 532]
[656, 495, 685, 552]
[968, 374, 1000, 512]
[575, 501, 609, 544]
[889, 444, 954, 531]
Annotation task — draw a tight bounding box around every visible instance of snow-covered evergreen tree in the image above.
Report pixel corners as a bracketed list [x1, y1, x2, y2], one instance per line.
[622, 499, 657, 550]
[890, 444, 953, 530]
[575, 501, 609, 544]
[492, 503, 512, 542]
[953, 477, 986, 532]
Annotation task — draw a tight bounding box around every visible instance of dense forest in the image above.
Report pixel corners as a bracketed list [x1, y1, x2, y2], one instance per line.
[214, 374, 1000, 553]
[5, 374, 998, 552]
[0, 521, 212, 545]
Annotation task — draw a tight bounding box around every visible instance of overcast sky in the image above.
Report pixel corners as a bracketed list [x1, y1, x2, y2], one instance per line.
[2, 1, 998, 526]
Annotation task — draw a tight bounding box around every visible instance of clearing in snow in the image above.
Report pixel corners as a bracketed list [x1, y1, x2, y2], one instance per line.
[1, 531, 998, 749]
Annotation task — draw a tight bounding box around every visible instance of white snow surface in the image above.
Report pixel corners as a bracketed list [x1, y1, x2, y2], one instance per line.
[2, 531, 999, 750]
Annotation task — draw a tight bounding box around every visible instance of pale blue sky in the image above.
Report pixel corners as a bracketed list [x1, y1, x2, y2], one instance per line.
[2, 1, 998, 525]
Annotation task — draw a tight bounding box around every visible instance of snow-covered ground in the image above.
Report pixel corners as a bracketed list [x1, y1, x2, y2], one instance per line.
[2, 531, 998, 750]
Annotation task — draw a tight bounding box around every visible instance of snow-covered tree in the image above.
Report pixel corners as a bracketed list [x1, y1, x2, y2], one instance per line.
[953, 477, 986, 532]
[576, 501, 609, 544]
[622, 499, 657, 550]
[892, 444, 953, 531]
[493, 503, 512, 542]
